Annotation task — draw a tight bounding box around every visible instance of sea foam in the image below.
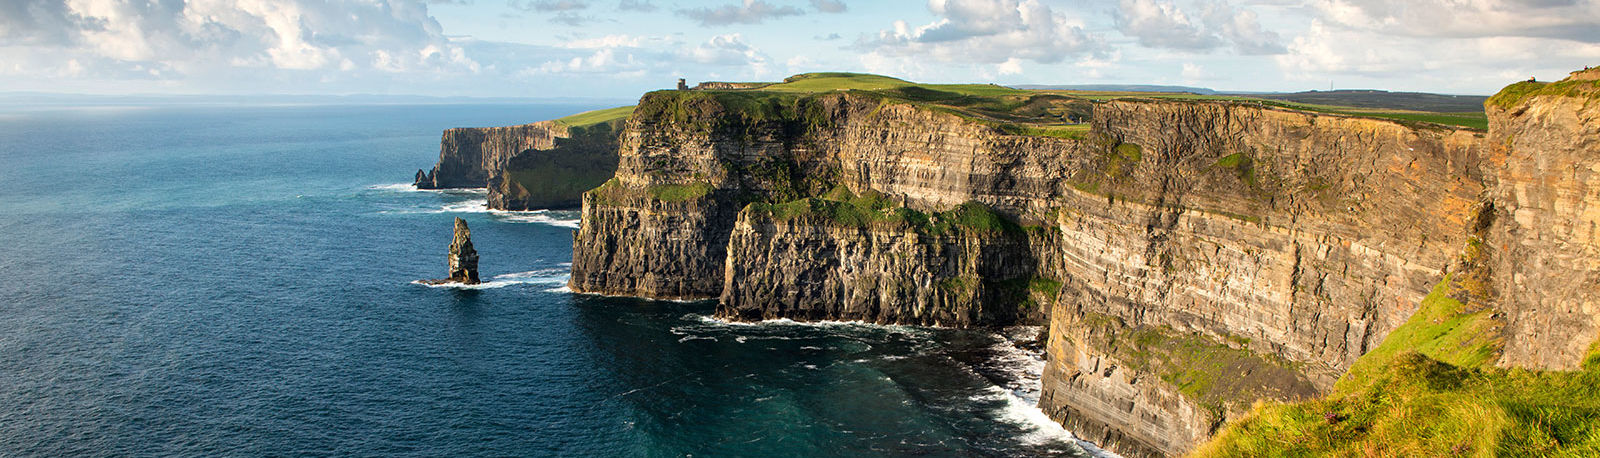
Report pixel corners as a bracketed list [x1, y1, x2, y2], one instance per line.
[410, 268, 570, 290]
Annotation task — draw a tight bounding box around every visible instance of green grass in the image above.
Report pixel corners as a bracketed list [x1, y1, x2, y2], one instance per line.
[662, 73, 1086, 140]
[1073, 313, 1315, 415]
[747, 187, 1022, 237]
[1488, 79, 1600, 110]
[758, 73, 920, 93]
[1049, 89, 1489, 130]
[554, 105, 635, 128]
[1028, 277, 1062, 297]
[1195, 275, 1600, 457]
[999, 123, 1091, 139]
[690, 71, 1492, 133]
[1212, 152, 1259, 188]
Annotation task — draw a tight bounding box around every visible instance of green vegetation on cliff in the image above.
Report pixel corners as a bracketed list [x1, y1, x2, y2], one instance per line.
[1196, 274, 1600, 457]
[1489, 79, 1600, 110]
[747, 185, 1023, 237]
[1072, 313, 1318, 419]
[498, 120, 622, 209]
[643, 73, 1091, 140]
[555, 105, 636, 128]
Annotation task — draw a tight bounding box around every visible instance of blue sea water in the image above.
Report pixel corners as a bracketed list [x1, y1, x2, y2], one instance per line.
[0, 103, 1096, 457]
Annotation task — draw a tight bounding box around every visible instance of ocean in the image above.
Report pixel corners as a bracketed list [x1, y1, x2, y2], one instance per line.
[0, 103, 1096, 457]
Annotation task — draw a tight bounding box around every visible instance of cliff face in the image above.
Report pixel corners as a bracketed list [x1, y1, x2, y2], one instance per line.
[719, 203, 1039, 326]
[1037, 101, 1485, 456]
[488, 124, 620, 210]
[1481, 69, 1600, 370]
[415, 121, 567, 189]
[413, 120, 620, 211]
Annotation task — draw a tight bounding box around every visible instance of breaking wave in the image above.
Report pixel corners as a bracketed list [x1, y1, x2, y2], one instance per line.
[410, 267, 570, 290]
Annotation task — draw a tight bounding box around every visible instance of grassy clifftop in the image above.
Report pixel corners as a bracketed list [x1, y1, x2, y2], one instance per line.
[562, 72, 1491, 139]
[1194, 273, 1600, 457]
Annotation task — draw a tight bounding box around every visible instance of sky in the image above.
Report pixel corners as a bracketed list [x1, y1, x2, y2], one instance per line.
[2, 0, 1598, 98]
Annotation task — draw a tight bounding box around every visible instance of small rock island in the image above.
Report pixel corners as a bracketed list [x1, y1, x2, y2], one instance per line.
[423, 217, 479, 285]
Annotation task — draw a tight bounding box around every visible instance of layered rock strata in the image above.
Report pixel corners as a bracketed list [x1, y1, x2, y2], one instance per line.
[415, 121, 567, 189]
[1480, 67, 1600, 370]
[413, 120, 620, 210]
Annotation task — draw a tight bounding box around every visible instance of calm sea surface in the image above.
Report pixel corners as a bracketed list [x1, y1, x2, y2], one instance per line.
[0, 103, 1094, 457]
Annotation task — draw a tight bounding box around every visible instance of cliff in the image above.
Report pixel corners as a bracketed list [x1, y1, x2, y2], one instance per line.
[415, 121, 567, 189]
[560, 71, 1600, 457]
[1479, 67, 1600, 370]
[414, 110, 627, 211]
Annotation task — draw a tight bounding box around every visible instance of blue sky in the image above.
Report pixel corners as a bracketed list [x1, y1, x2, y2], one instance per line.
[2, 0, 1598, 98]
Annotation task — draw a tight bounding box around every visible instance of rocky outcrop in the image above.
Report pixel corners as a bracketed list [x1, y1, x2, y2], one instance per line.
[1480, 68, 1600, 370]
[569, 182, 742, 300]
[489, 123, 621, 210]
[423, 217, 480, 285]
[415, 121, 567, 189]
[413, 119, 622, 211]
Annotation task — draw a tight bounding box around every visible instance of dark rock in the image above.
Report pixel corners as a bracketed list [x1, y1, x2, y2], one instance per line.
[413, 169, 433, 188]
[423, 217, 479, 285]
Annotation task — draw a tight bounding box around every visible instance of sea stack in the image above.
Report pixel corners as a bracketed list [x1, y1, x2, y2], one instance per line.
[445, 217, 479, 284]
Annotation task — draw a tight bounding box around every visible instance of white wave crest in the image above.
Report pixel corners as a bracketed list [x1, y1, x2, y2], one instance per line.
[439, 200, 490, 213]
[368, 183, 489, 195]
[684, 314, 929, 334]
[491, 209, 581, 228]
[409, 268, 569, 290]
[368, 183, 421, 192]
[974, 385, 1078, 447]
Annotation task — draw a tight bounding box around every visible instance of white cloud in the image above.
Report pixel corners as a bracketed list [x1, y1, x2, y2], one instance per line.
[997, 57, 1023, 75]
[559, 34, 650, 49]
[0, 0, 479, 84]
[811, 0, 847, 13]
[1113, 0, 1285, 54]
[676, 0, 805, 26]
[1274, 17, 1600, 91]
[616, 0, 657, 12]
[860, 0, 1104, 65]
[683, 33, 769, 76]
[1310, 0, 1600, 42]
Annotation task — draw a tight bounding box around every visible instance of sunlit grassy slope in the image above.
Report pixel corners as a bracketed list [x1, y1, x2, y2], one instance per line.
[1193, 275, 1600, 457]
[554, 105, 636, 128]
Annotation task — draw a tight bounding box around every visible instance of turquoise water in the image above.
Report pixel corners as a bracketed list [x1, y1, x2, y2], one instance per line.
[0, 104, 1094, 457]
